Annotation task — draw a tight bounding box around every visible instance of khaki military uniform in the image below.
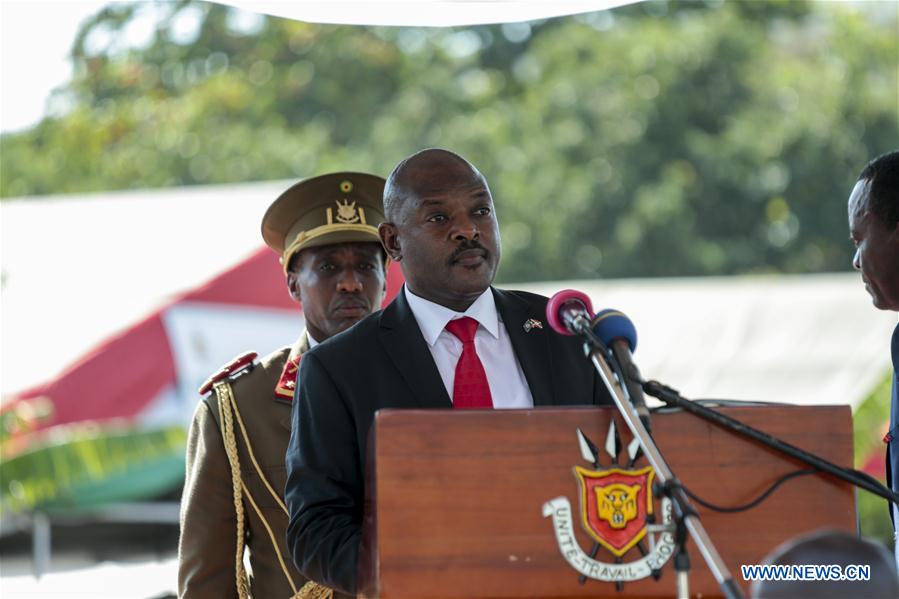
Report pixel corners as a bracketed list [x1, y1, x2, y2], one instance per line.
[179, 171, 386, 599]
[178, 334, 331, 599]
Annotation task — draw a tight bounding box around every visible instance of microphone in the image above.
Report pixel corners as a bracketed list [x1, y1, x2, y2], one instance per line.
[592, 309, 652, 432]
[546, 289, 594, 337]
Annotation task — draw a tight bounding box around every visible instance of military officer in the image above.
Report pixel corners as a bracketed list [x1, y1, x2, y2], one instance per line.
[178, 172, 388, 599]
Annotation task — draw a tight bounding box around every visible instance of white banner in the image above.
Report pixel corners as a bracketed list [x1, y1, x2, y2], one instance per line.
[161, 301, 303, 424]
[542, 496, 675, 581]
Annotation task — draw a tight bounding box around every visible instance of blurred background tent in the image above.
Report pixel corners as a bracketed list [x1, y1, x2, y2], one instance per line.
[1, 182, 405, 515]
[1, 0, 896, 594]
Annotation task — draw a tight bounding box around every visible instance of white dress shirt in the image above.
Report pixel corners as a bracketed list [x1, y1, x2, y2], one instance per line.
[404, 286, 534, 409]
[894, 502, 899, 570]
[307, 332, 320, 349]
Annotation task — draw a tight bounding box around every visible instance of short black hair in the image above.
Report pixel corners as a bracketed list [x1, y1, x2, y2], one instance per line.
[383, 148, 481, 222]
[286, 251, 302, 274]
[858, 150, 899, 227]
[383, 155, 414, 223]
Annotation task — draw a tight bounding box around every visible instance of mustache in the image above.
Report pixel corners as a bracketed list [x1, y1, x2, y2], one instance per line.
[448, 240, 488, 265]
[332, 296, 368, 310]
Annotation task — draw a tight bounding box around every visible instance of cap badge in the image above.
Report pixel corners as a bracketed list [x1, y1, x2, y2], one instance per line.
[335, 199, 361, 224]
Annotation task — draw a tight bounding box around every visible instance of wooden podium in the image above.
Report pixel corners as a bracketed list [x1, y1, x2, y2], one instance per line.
[358, 405, 855, 598]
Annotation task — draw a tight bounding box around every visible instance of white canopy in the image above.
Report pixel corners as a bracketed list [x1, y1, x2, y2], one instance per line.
[214, 1, 639, 27]
[1, 181, 288, 395]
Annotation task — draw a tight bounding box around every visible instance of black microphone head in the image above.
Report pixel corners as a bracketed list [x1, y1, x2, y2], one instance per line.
[546, 289, 594, 335]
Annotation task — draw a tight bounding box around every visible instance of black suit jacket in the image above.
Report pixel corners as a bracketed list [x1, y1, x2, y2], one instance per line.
[285, 287, 613, 594]
[886, 323, 899, 527]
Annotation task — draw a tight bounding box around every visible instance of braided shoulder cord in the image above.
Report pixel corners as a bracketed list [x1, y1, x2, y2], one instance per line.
[214, 382, 251, 599]
[296, 580, 335, 599]
[229, 385, 290, 514]
[226, 378, 333, 599]
[238, 481, 301, 596]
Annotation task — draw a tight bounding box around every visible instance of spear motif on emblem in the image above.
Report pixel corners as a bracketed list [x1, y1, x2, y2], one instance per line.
[575, 422, 661, 589]
[542, 424, 674, 589]
[577, 427, 599, 466]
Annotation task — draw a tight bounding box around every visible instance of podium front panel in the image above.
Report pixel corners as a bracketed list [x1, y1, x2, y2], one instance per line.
[360, 406, 854, 598]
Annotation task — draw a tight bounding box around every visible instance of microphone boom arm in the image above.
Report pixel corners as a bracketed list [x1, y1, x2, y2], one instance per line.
[585, 341, 744, 599]
[642, 379, 899, 505]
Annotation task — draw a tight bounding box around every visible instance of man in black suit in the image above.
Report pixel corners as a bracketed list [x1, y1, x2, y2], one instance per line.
[847, 150, 899, 568]
[285, 148, 613, 595]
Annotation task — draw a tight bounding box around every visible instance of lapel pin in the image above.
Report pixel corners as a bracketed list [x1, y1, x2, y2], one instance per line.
[523, 318, 543, 333]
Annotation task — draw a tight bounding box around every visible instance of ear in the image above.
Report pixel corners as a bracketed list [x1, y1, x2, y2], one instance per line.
[379, 222, 402, 261]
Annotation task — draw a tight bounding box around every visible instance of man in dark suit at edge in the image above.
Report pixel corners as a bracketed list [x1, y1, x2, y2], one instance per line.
[285, 148, 614, 594]
[847, 150, 899, 568]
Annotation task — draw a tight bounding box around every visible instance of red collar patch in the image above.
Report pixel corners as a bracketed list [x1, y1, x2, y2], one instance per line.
[275, 355, 302, 401]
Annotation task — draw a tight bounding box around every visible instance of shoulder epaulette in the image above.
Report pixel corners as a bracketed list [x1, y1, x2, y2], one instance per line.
[198, 351, 259, 395]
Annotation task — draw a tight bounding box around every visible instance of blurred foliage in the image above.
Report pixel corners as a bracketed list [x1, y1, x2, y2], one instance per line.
[854, 371, 893, 547]
[1, 0, 896, 282]
[0, 424, 186, 514]
[0, 396, 54, 448]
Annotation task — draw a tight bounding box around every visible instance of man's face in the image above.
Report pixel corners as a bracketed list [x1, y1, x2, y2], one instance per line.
[288, 242, 386, 341]
[848, 179, 899, 311]
[381, 158, 501, 312]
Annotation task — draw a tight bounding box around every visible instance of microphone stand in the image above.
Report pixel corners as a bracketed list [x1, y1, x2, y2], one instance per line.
[642, 379, 899, 505]
[570, 317, 744, 599]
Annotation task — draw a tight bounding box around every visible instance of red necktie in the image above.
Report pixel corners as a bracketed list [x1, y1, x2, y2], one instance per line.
[445, 317, 494, 409]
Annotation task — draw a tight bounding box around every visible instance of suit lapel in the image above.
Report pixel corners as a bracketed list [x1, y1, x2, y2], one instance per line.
[493, 288, 555, 407]
[378, 289, 452, 409]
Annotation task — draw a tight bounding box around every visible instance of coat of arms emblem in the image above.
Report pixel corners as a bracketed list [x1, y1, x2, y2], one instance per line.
[543, 423, 675, 587]
[575, 465, 654, 557]
[335, 199, 361, 223]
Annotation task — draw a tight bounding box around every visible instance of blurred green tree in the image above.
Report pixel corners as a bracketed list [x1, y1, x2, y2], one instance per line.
[1, 0, 895, 282]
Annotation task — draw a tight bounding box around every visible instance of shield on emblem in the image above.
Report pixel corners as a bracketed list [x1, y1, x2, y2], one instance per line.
[573, 465, 655, 557]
